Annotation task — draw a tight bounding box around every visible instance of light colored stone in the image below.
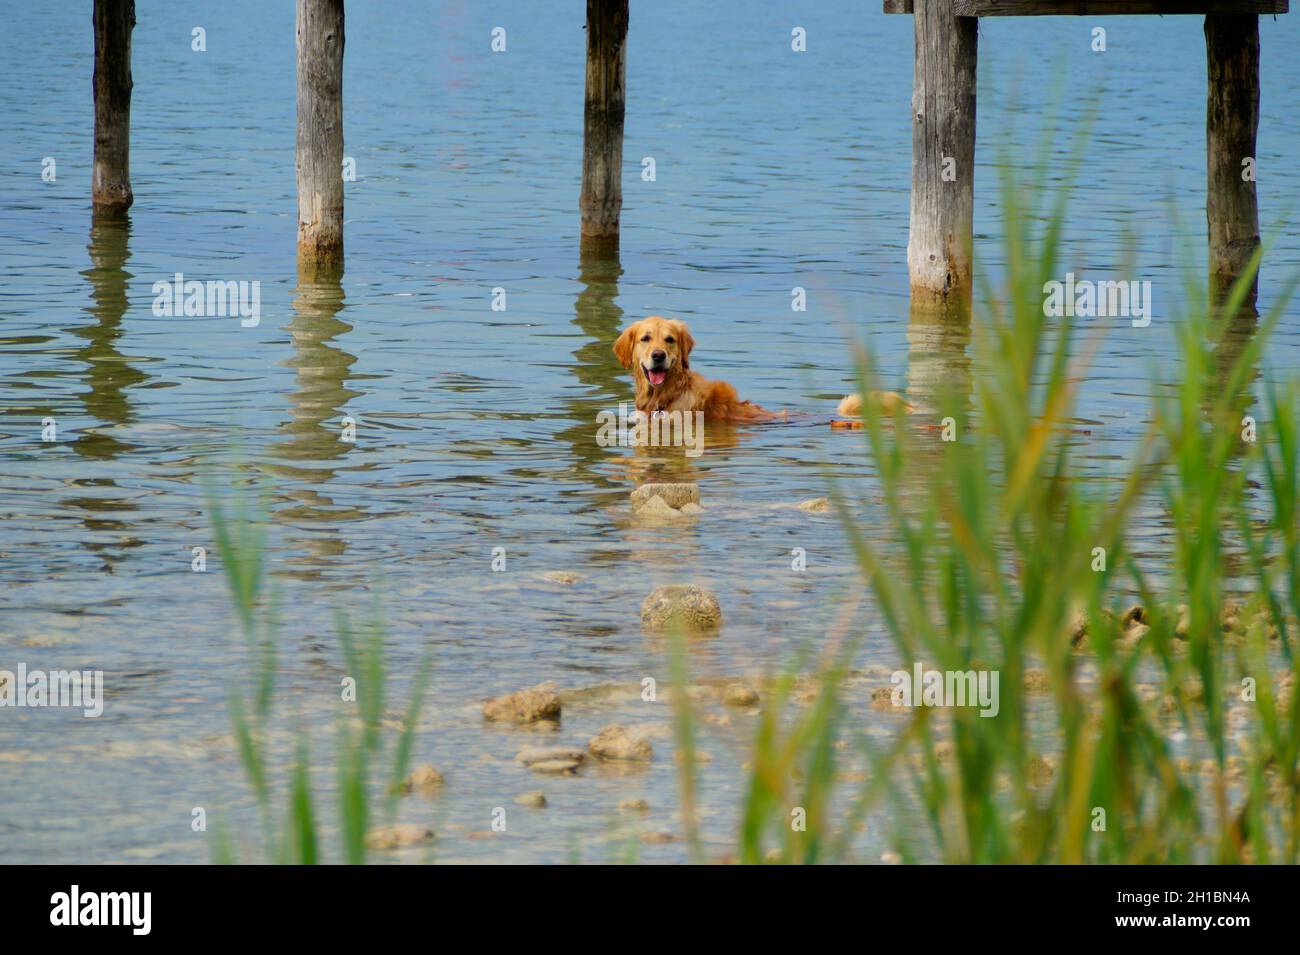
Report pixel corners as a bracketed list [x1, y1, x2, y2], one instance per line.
[870, 686, 898, 712]
[673, 750, 712, 764]
[514, 791, 547, 808]
[364, 824, 435, 850]
[630, 493, 699, 525]
[483, 683, 561, 724]
[1022, 669, 1051, 694]
[515, 746, 585, 767]
[796, 497, 831, 513]
[1067, 605, 1116, 650]
[721, 682, 760, 707]
[1221, 599, 1243, 631]
[1066, 604, 1090, 647]
[631, 482, 700, 511]
[588, 724, 653, 761]
[541, 570, 582, 585]
[1121, 604, 1147, 630]
[640, 584, 723, 633]
[529, 759, 580, 775]
[1028, 754, 1055, 788]
[397, 764, 444, 795]
[1117, 623, 1150, 648]
[618, 798, 650, 812]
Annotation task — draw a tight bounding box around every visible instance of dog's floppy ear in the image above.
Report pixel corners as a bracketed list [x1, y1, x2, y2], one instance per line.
[673, 321, 695, 369]
[613, 323, 639, 370]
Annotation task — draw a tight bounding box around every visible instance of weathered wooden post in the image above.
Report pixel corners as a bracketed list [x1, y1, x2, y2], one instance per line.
[579, 0, 629, 255]
[1205, 13, 1260, 303]
[907, 0, 977, 305]
[296, 0, 345, 264]
[92, 0, 135, 216]
[888, 1, 1287, 306]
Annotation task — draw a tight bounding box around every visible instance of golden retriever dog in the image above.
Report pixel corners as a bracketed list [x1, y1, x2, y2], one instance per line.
[613, 315, 912, 423]
[612, 316, 781, 421]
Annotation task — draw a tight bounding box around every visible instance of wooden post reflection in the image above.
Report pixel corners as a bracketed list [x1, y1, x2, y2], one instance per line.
[905, 296, 972, 458]
[272, 262, 361, 575]
[76, 214, 146, 459]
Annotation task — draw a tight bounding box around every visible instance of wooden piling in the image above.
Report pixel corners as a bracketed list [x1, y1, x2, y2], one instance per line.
[579, 0, 629, 256]
[908, 1, 978, 304]
[92, 0, 135, 216]
[1205, 14, 1261, 303]
[296, 0, 346, 264]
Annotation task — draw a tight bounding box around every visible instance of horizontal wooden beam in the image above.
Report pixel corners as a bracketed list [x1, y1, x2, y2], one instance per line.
[886, 1, 1287, 14]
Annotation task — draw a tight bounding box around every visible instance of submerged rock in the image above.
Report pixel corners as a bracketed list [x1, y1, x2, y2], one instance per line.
[641, 584, 723, 633]
[515, 746, 585, 767]
[1068, 605, 1147, 650]
[529, 759, 581, 775]
[631, 494, 693, 524]
[483, 683, 562, 724]
[1118, 623, 1150, 647]
[540, 570, 583, 585]
[618, 798, 650, 812]
[1065, 605, 1092, 647]
[1028, 754, 1056, 788]
[397, 764, 444, 796]
[673, 749, 712, 765]
[588, 724, 653, 761]
[514, 791, 548, 808]
[1022, 669, 1051, 694]
[870, 685, 898, 712]
[1121, 604, 1147, 629]
[365, 824, 435, 851]
[631, 483, 700, 511]
[796, 497, 832, 513]
[1173, 600, 1272, 641]
[721, 682, 760, 707]
[631, 483, 703, 525]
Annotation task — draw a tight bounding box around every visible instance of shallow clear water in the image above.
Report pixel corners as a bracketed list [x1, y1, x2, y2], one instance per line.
[1, 2, 1298, 862]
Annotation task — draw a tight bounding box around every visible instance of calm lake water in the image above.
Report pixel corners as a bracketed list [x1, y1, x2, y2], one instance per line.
[2, 2, 1298, 863]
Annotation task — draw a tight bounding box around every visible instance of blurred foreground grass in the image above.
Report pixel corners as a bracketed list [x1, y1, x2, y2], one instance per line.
[672, 161, 1300, 864]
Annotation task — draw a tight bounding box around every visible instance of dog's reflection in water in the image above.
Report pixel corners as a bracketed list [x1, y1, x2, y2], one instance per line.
[600, 413, 750, 486]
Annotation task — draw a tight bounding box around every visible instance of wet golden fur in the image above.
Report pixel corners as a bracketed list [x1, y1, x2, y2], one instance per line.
[612, 316, 905, 422]
[612, 316, 781, 421]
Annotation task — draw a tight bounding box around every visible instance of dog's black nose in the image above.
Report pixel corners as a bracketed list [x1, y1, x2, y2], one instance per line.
[651, 350, 666, 364]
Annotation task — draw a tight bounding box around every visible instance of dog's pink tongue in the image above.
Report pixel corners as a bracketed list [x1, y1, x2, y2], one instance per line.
[648, 369, 667, 386]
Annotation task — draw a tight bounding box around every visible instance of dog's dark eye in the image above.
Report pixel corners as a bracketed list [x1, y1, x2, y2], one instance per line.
[640, 335, 651, 342]
[664, 336, 675, 344]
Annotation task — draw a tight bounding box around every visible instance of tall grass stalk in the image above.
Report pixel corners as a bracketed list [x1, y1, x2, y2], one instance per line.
[684, 158, 1299, 864]
[206, 482, 428, 863]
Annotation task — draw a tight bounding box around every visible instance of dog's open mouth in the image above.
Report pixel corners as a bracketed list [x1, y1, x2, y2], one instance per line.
[643, 365, 668, 387]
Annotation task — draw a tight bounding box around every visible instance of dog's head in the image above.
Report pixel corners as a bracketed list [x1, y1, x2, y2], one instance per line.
[613, 316, 695, 390]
